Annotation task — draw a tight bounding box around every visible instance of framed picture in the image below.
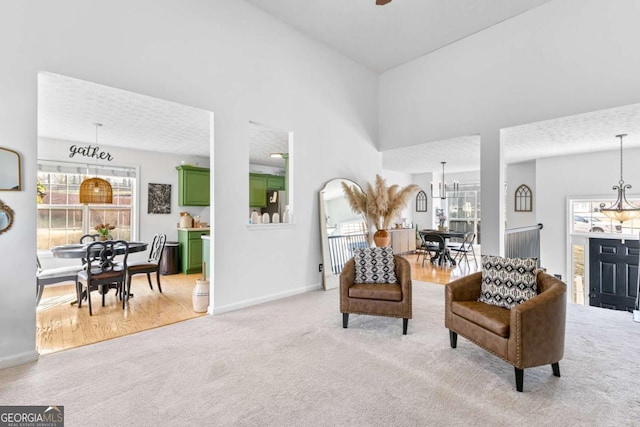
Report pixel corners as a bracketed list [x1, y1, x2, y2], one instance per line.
[148, 183, 171, 214]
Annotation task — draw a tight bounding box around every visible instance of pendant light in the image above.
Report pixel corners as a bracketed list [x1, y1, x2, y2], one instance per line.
[430, 161, 459, 200]
[79, 123, 113, 204]
[599, 134, 640, 223]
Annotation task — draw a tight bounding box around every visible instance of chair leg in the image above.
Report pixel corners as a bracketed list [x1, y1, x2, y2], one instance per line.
[552, 362, 561, 377]
[515, 367, 524, 392]
[449, 330, 457, 348]
[402, 318, 408, 335]
[124, 275, 133, 309]
[147, 273, 153, 290]
[156, 270, 162, 293]
[77, 283, 83, 308]
[342, 313, 349, 328]
[471, 245, 478, 268]
[87, 288, 93, 316]
[36, 284, 44, 306]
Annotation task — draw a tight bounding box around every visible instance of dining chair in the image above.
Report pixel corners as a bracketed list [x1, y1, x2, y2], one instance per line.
[125, 233, 167, 301]
[80, 233, 100, 243]
[79, 234, 100, 266]
[36, 256, 83, 305]
[419, 232, 445, 267]
[448, 232, 477, 267]
[77, 240, 129, 315]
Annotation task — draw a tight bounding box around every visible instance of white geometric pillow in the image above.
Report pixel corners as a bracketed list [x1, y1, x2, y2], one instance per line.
[353, 247, 397, 284]
[479, 255, 538, 309]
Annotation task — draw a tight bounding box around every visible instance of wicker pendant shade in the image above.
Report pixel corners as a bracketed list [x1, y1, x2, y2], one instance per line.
[79, 177, 113, 204]
[79, 123, 113, 204]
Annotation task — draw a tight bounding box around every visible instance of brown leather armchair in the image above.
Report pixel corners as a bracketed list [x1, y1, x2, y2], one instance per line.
[340, 255, 412, 334]
[445, 271, 566, 392]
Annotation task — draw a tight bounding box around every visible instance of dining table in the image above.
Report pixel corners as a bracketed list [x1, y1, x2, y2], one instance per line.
[420, 229, 465, 266]
[51, 240, 148, 304]
[51, 240, 148, 259]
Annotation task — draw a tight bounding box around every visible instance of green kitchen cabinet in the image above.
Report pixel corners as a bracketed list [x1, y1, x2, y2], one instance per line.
[266, 175, 285, 190]
[176, 165, 210, 206]
[249, 174, 268, 207]
[178, 229, 210, 274]
[249, 173, 286, 208]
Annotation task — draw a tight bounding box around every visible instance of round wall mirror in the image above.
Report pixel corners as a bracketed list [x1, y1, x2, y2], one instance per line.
[0, 199, 15, 235]
[318, 178, 368, 290]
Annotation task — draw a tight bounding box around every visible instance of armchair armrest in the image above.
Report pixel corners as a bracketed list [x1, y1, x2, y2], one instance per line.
[445, 271, 482, 328]
[340, 258, 356, 312]
[508, 274, 567, 368]
[394, 255, 411, 292]
[394, 255, 412, 317]
[446, 271, 482, 302]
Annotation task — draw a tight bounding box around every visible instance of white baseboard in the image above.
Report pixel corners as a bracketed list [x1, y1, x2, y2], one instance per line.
[212, 283, 322, 315]
[0, 350, 39, 370]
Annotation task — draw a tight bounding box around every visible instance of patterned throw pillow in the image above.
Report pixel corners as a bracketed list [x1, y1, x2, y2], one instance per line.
[353, 247, 397, 284]
[479, 255, 538, 309]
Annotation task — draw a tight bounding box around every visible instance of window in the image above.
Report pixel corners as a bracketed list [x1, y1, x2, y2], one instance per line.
[37, 160, 137, 251]
[447, 187, 481, 243]
[570, 198, 640, 234]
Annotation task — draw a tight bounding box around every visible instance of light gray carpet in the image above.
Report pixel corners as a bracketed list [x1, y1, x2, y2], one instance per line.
[1, 281, 639, 426]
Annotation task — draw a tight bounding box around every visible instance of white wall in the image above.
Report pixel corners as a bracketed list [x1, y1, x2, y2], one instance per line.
[536, 147, 640, 279]
[410, 172, 432, 231]
[37, 137, 210, 269]
[379, 0, 640, 255]
[381, 170, 414, 226]
[506, 161, 536, 229]
[0, 0, 379, 368]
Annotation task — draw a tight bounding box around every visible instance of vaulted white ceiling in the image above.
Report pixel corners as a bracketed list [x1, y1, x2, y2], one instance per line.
[244, 0, 552, 73]
[37, 2, 640, 176]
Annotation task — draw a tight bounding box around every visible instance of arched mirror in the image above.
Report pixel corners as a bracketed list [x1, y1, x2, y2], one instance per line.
[319, 178, 368, 290]
[0, 199, 15, 235]
[0, 147, 21, 190]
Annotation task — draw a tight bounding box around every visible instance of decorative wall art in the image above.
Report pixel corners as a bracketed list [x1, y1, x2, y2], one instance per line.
[514, 184, 533, 212]
[148, 183, 171, 214]
[415, 190, 427, 212]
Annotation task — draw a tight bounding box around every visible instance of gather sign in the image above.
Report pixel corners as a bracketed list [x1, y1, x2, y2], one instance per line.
[69, 144, 113, 161]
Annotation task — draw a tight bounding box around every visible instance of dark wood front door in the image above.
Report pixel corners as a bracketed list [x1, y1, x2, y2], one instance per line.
[589, 238, 639, 311]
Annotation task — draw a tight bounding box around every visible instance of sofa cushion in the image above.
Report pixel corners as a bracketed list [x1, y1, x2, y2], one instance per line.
[479, 255, 538, 309]
[451, 300, 511, 337]
[348, 283, 402, 301]
[353, 247, 397, 284]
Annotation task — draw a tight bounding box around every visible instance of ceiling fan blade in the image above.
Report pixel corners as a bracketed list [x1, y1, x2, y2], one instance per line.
[376, 0, 392, 5]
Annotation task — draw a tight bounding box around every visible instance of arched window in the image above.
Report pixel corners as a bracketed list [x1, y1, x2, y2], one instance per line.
[415, 190, 427, 212]
[515, 184, 533, 212]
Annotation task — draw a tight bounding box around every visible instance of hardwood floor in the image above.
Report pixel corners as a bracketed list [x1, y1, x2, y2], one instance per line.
[36, 254, 478, 355]
[36, 273, 206, 355]
[401, 250, 480, 285]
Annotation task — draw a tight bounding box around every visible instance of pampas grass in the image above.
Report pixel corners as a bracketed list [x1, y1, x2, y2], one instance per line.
[342, 175, 419, 230]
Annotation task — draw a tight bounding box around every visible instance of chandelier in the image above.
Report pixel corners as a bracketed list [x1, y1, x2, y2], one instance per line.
[79, 123, 113, 204]
[599, 134, 640, 223]
[430, 161, 459, 200]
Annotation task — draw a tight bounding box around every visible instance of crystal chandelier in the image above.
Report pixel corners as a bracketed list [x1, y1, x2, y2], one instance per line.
[430, 161, 459, 200]
[599, 134, 640, 223]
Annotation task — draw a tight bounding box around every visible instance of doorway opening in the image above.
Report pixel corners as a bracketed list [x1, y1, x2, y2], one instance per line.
[36, 72, 214, 354]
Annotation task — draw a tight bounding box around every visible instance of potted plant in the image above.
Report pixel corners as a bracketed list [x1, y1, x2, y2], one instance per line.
[342, 175, 418, 247]
[94, 223, 116, 241]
